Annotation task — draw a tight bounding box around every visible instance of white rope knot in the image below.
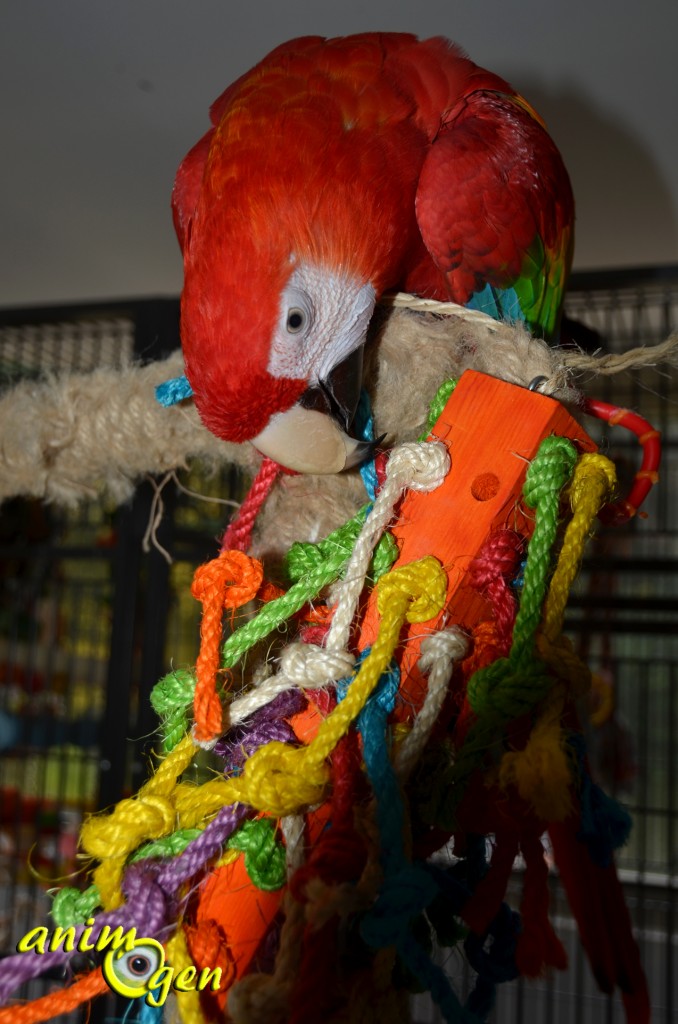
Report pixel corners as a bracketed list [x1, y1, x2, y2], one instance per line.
[278, 642, 356, 688]
[419, 626, 469, 671]
[385, 440, 450, 493]
[394, 627, 469, 781]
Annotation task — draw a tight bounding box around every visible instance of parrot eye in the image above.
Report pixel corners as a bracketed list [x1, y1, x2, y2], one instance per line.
[286, 307, 308, 334]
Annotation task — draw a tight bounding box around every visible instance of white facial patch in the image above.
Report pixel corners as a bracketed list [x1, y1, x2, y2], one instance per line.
[266, 261, 375, 383]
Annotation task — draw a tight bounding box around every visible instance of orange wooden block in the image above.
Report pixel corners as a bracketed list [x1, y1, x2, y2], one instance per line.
[196, 856, 282, 1004]
[358, 370, 596, 713]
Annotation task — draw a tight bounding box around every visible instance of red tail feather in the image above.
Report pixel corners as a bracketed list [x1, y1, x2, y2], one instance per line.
[549, 817, 650, 1023]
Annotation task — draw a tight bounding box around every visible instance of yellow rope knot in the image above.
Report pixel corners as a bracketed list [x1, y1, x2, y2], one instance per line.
[239, 741, 329, 817]
[568, 452, 618, 513]
[80, 793, 178, 909]
[81, 794, 176, 861]
[376, 555, 447, 624]
[498, 715, 573, 821]
[80, 735, 196, 908]
[536, 632, 591, 697]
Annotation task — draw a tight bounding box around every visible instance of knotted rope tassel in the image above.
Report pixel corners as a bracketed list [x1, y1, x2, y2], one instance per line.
[191, 549, 264, 744]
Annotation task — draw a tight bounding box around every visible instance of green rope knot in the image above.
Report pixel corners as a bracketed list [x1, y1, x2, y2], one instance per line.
[466, 657, 552, 721]
[285, 540, 331, 580]
[51, 884, 100, 928]
[150, 668, 195, 751]
[227, 817, 286, 891]
[522, 435, 577, 510]
[285, 507, 366, 582]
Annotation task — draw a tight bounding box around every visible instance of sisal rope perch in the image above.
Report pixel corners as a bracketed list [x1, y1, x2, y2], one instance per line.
[1, 299, 675, 553]
[0, 350, 258, 507]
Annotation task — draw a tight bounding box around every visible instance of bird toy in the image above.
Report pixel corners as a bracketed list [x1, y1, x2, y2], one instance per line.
[0, 366, 659, 1024]
[0, 31, 664, 1024]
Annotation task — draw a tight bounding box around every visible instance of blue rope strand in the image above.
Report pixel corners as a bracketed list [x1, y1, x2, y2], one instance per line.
[354, 388, 378, 502]
[337, 658, 474, 1022]
[155, 375, 193, 406]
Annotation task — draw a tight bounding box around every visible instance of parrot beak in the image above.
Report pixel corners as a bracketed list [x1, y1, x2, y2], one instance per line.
[251, 347, 378, 474]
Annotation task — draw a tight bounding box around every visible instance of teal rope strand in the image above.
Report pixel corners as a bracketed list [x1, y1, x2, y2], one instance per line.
[349, 666, 473, 1022]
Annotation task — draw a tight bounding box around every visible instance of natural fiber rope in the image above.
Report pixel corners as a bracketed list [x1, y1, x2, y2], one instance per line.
[1, 405, 641, 1024]
[394, 627, 469, 781]
[1, 298, 674, 513]
[560, 331, 678, 375]
[382, 292, 506, 327]
[386, 293, 678, 376]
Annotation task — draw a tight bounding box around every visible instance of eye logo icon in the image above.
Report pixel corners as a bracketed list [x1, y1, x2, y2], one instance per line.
[102, 939, 165, 1000]
[101, 936, 223, 1006]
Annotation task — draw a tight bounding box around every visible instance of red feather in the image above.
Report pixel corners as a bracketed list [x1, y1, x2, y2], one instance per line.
[549, 816, 651, 1022]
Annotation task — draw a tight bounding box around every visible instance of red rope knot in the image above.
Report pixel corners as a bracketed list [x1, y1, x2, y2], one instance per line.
[191, 550, 264, 745]
[467, 530, 524, 649]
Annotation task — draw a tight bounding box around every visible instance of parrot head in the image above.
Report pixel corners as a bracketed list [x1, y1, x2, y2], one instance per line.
[180, 231, 378, 475]
[171, 38, 427, 475]
[172, 93, 414, 475]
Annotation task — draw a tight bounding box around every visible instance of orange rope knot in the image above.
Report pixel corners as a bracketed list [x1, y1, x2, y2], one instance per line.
[191, 550, 264, 744]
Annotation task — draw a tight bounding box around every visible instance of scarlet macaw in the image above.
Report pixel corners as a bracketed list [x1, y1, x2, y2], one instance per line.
[172, 32, 574, 473]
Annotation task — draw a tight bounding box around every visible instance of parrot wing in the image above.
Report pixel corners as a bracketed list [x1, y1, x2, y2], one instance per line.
[414, 90, 574, 339]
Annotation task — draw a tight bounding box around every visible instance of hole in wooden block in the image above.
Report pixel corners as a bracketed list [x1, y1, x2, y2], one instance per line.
[470, 472, 500, 501]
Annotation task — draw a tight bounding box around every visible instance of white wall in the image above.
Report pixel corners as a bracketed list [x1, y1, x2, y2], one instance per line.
[1, 0, 676, 307]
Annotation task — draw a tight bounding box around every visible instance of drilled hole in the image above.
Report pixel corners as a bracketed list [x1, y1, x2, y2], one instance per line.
[470, 472, 500, 501]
